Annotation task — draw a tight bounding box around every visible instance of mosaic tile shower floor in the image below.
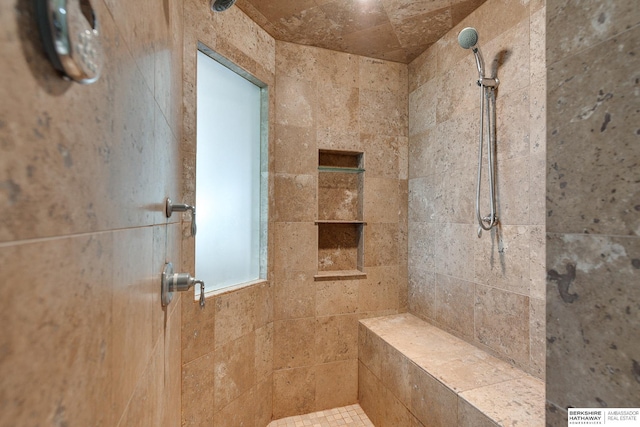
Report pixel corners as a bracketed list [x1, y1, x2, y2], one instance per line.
[268, 404, 374, 427]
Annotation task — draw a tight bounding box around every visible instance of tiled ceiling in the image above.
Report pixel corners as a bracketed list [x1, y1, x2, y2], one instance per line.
[235, 0, 488, 63]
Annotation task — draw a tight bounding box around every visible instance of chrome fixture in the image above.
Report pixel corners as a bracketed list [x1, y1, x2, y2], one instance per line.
[161, 262, 206, 308]
[165, 198, 197, 237]
[458, 27, 499, 237]
[34, 0, 103, 84]
[211, 0, 236, 12]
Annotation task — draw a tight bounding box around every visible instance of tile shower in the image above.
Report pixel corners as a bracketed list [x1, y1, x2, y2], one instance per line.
[0, 0, 637, 427]
[185, 0, 547, 422]
[408, 0, 546, 378]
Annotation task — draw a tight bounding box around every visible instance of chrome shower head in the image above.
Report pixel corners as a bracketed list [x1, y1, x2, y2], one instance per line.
[458, 27, 479, 50]
[211, 0, 236, 12]
[458, 27, 484, 78]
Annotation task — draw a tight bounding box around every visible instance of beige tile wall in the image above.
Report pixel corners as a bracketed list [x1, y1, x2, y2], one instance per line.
[180, 1, 276, 426]
[272, 41, 409, 419]
[546, 1, 640, 423]
[407, 0, 546, 378]
[0, 0, 184, 425]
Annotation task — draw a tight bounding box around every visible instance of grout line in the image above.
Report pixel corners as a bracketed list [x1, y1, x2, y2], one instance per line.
[0, 221, 180, 249]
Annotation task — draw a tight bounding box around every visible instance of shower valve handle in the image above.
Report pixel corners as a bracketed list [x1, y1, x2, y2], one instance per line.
[165, 198, 197, 237]
[161, 262, 206, 308]
[198, 281, 205, 308]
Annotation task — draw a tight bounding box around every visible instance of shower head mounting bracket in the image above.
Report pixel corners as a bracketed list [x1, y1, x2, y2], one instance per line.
[477, 77, 499, 88]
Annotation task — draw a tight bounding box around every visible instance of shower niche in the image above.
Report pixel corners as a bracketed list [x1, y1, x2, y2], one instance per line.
[315, 150, 366, 281]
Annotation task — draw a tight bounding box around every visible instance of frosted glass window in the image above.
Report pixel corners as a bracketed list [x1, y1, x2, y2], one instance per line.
[196, 49, 266, 292]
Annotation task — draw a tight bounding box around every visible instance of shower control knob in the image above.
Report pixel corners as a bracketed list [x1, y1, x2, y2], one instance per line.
[161, 262, 206, 308]
[165, 198, 197, 237]
[171, 273, 199, 292]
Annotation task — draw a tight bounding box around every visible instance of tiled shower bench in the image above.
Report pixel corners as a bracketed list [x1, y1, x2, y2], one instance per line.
[358, 313, 544, 427]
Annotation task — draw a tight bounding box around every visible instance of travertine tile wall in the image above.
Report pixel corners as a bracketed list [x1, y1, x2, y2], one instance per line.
[0, 0, 183, 425]
[546, 1, 640, 423]
[407, 0, 546, 378]
[272, 41, 409, 419]
[180, 1, 276, 426]
[180, 3, 409, 423]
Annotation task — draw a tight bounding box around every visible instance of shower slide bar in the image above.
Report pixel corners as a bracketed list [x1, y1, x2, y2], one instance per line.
[458, 27, 499, 237]
[475, 81, 498, 237]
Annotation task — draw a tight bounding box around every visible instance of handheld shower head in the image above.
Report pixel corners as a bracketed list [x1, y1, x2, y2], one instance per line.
[211, 0, 236, 12]
[458, 27, 485, 78]
[458, 27, 479, 50]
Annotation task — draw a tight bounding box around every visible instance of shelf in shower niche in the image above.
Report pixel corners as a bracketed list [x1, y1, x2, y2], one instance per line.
[318, 166, 365, 174]
[314, 270, 367, 281]
[314, 220, 367, 225]
[317, 150, 365, 281]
